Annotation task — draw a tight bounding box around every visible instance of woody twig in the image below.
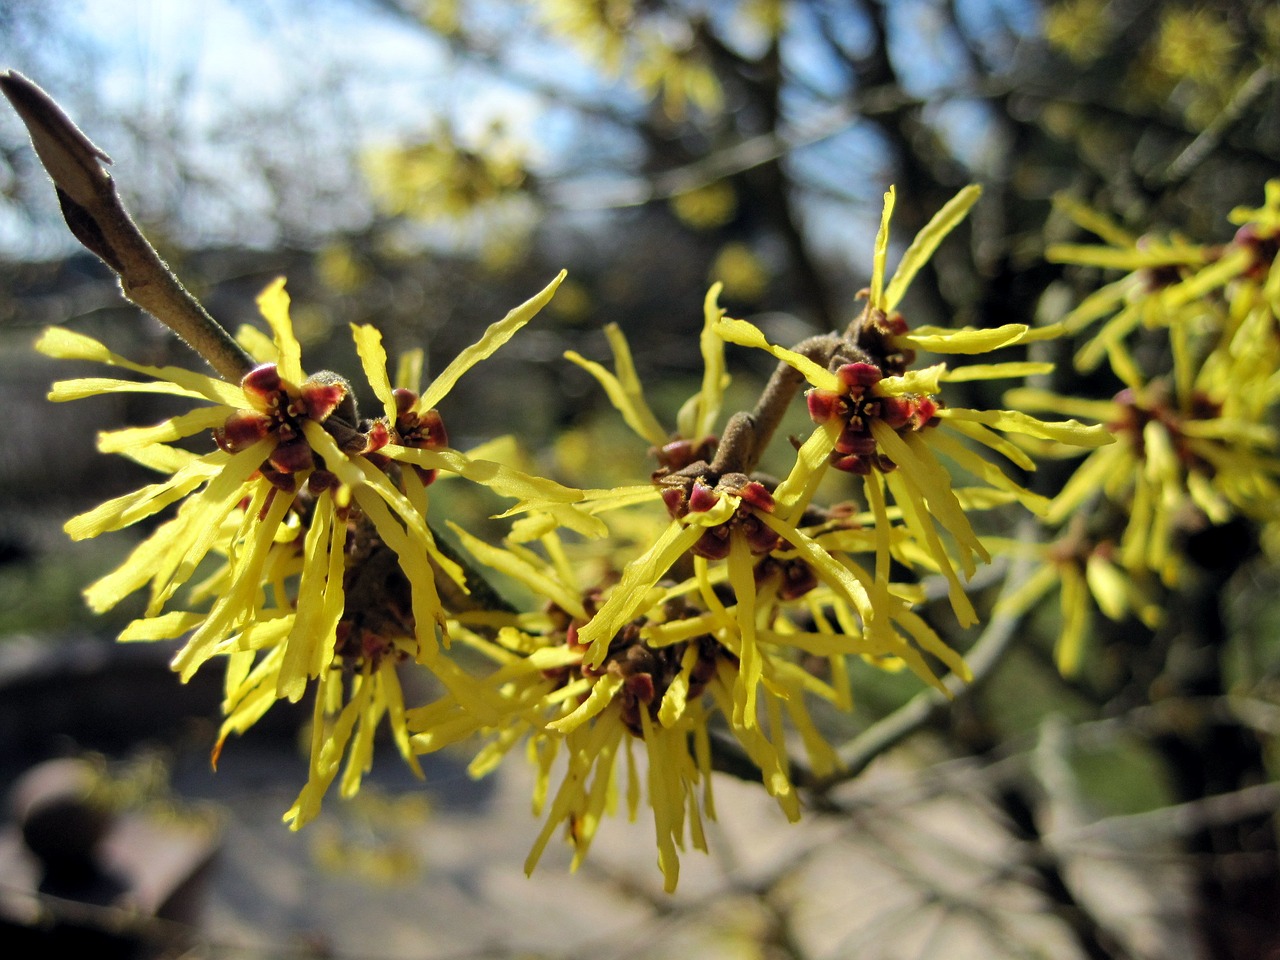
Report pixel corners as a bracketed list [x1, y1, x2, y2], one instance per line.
[1, 70, 255, 383]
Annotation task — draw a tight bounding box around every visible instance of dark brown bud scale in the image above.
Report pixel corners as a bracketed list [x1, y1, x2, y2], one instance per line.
[216, 409, 271, 451]
[300, 378, 348, 422]
[241, 363, 282, 401]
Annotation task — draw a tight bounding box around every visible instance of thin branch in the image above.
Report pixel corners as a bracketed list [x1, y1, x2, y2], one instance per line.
[1053, 782, 1280, 851]
[745, 334, 841, 474]
[1155, 64, 1279, 190]
[0, 70, 255, 382]
[540, 78, 1003, 212]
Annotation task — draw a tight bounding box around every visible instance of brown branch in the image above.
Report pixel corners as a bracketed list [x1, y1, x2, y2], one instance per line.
[0, 70, 254, 382]
[708, 333, 841, 477]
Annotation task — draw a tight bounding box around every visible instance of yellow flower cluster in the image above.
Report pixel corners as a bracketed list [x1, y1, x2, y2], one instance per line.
[41, 185, 1120, 891]
[536, 0, 722, 120]
[399, 186, 1109, 890]
[1042, 1, 1255, 129]
[996, 182, 1280, 674]
[39, 272, 574, 826]
[363, 122, 530, 224]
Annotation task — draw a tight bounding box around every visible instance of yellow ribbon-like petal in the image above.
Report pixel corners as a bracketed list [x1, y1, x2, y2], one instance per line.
[35, 327, 244, 406]
[936, 407, 1114, 446]
[390, 445, 583, 505]
[885, 184, 981, 312]
[714, 317, 840, 392]
[870, 187, 895, 310]
[676, 282, 731, 441]
[447, 521, 589, 621]
[421, 271, 566, 411]
[565, 323, 668, 447]
[577, 521, 706, 668]
[96, 407, 229, 454]
[351, 323, 398, 424]
[256, 278, 303, 385]
[941, 361, 1055, 382]
[903, 323, 1030, 354]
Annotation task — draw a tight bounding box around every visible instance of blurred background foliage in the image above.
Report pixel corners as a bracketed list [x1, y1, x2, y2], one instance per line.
[2, 1, 1280, 958]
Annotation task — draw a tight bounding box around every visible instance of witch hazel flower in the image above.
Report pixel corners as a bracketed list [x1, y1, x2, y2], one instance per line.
[1046, 181, 1280, 395]
[659, 473, 781, 559]
[350, 277, 588, 531]
[38, 271, 579, 828]
[555, 241, 985, 724]
[568, 454, 970, 740]
[987, 521, 1162, 677]
[718, 185, 1114, 628]
[214, 361, 355, 485]
[1008, 374, 1280, 589]
[806, 360, 940, 475]
[35, 277, 421, 684]
[407, 525, 845, 893]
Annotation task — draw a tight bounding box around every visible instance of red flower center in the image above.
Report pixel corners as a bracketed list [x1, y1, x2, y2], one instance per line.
[807, 361, 939, 475]
[214, 362, 349, 489]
